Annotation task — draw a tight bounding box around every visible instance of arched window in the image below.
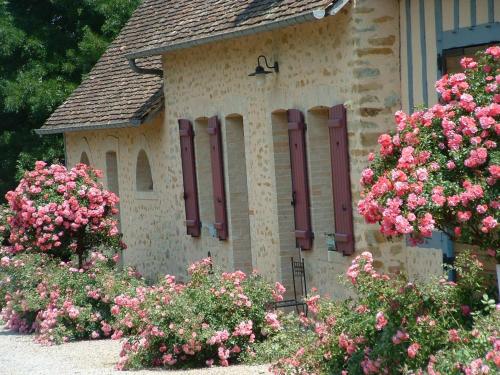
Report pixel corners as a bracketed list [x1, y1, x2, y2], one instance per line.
[306, 106, 334, 249]
[136, 149, 153, 191]
[271, 109, 296, 291]
[106, 151, 119, 195]
[80, 152, 90, 165]
[106, 151, 121, 229]
[225, 114, 252, 272]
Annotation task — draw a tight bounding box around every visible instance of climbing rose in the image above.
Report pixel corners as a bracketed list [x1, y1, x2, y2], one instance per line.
[358, 47, 499, 258]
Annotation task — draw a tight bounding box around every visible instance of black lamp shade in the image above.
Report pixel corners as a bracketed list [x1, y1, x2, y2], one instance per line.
[249, 55, 278, 77]
[249, 64, 272, 76]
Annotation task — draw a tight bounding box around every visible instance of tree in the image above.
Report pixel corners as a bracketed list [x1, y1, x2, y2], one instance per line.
[2, 161, 123, 267]
[358, 46, 499, 260]
[0, 0, 140, 197]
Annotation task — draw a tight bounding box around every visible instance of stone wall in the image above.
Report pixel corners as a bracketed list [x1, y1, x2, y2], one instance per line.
[65, 0, 444, 296]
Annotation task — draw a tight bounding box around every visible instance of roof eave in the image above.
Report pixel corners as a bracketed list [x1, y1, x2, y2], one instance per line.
[125, 1, 348, 60]
[35, 118, 142, 135]
[37, 87, 165, 135]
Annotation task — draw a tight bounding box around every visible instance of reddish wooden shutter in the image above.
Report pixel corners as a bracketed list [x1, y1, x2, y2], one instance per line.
[178, 119, 201, 237]
[207, 116, 228, 240]
[328, 104, 354, 255]
[287, 109, 314, 250]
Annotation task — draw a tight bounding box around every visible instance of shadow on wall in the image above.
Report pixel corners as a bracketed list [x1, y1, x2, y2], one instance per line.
[80, 152, 90, 165]
[233, 0, 285, 26]
[136, 149, 154, 191]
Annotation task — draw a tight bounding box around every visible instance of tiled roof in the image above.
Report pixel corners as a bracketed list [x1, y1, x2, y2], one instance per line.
[126, 0, 335, 58]
[40, 0, 336, 133]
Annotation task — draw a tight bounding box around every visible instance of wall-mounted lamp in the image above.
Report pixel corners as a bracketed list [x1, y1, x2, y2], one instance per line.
[249, 55, 279, 80]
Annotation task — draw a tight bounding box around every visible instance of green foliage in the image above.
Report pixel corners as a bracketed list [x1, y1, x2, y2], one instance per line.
[0, 0, 140, 197]
[428, 311, 500, 374]
[0, 204, 10, 245]
[453, 250, 495, 310]
[241, 313, 316, 365]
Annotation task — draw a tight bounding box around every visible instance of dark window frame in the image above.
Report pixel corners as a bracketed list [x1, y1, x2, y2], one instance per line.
[439, 42, 498, 75]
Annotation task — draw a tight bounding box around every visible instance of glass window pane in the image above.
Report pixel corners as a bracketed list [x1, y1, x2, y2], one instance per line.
[444, 43, 493, 74]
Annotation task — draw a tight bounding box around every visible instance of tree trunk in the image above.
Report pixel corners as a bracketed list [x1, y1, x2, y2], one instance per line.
[76, 231, 85, 269]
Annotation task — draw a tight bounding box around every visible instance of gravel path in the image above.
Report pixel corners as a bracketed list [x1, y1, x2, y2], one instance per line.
[0, 328, 269, 375]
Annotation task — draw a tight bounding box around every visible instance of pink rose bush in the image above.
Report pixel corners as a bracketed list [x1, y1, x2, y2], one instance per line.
[1, 162, 123, 265]
[111, 257, 286, 370]
[268, 251, 499, 374]
[0, 162, 142, 345]
[427, 309, 500, 375]
[0, 250, 144, 344]
[358, 47, 499, 259]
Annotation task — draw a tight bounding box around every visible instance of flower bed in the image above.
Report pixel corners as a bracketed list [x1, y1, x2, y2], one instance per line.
[0, 161, 288, 367]
[429, 309, 500, 374]
[268, 251, 499, 375]
[0, 161, 143, 345]
[111, 257, 286, 370]
[0, 250, 144, 345]
[112, 258, 283, 369]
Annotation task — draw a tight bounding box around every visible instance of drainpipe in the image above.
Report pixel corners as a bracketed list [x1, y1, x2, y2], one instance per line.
[127, 58, 163, 77]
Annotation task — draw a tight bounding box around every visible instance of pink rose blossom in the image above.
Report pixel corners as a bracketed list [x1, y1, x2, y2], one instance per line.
[407, 343, 420, 358]
[375, 311, 388, 331]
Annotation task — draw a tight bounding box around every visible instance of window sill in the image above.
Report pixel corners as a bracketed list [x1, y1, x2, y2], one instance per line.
[135, 191, 158, 200]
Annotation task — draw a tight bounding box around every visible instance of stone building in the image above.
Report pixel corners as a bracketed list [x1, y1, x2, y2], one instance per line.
[38, 0, 500, 298]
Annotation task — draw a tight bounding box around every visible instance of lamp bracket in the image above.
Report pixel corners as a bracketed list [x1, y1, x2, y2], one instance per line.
[257, 55, 279, 73]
